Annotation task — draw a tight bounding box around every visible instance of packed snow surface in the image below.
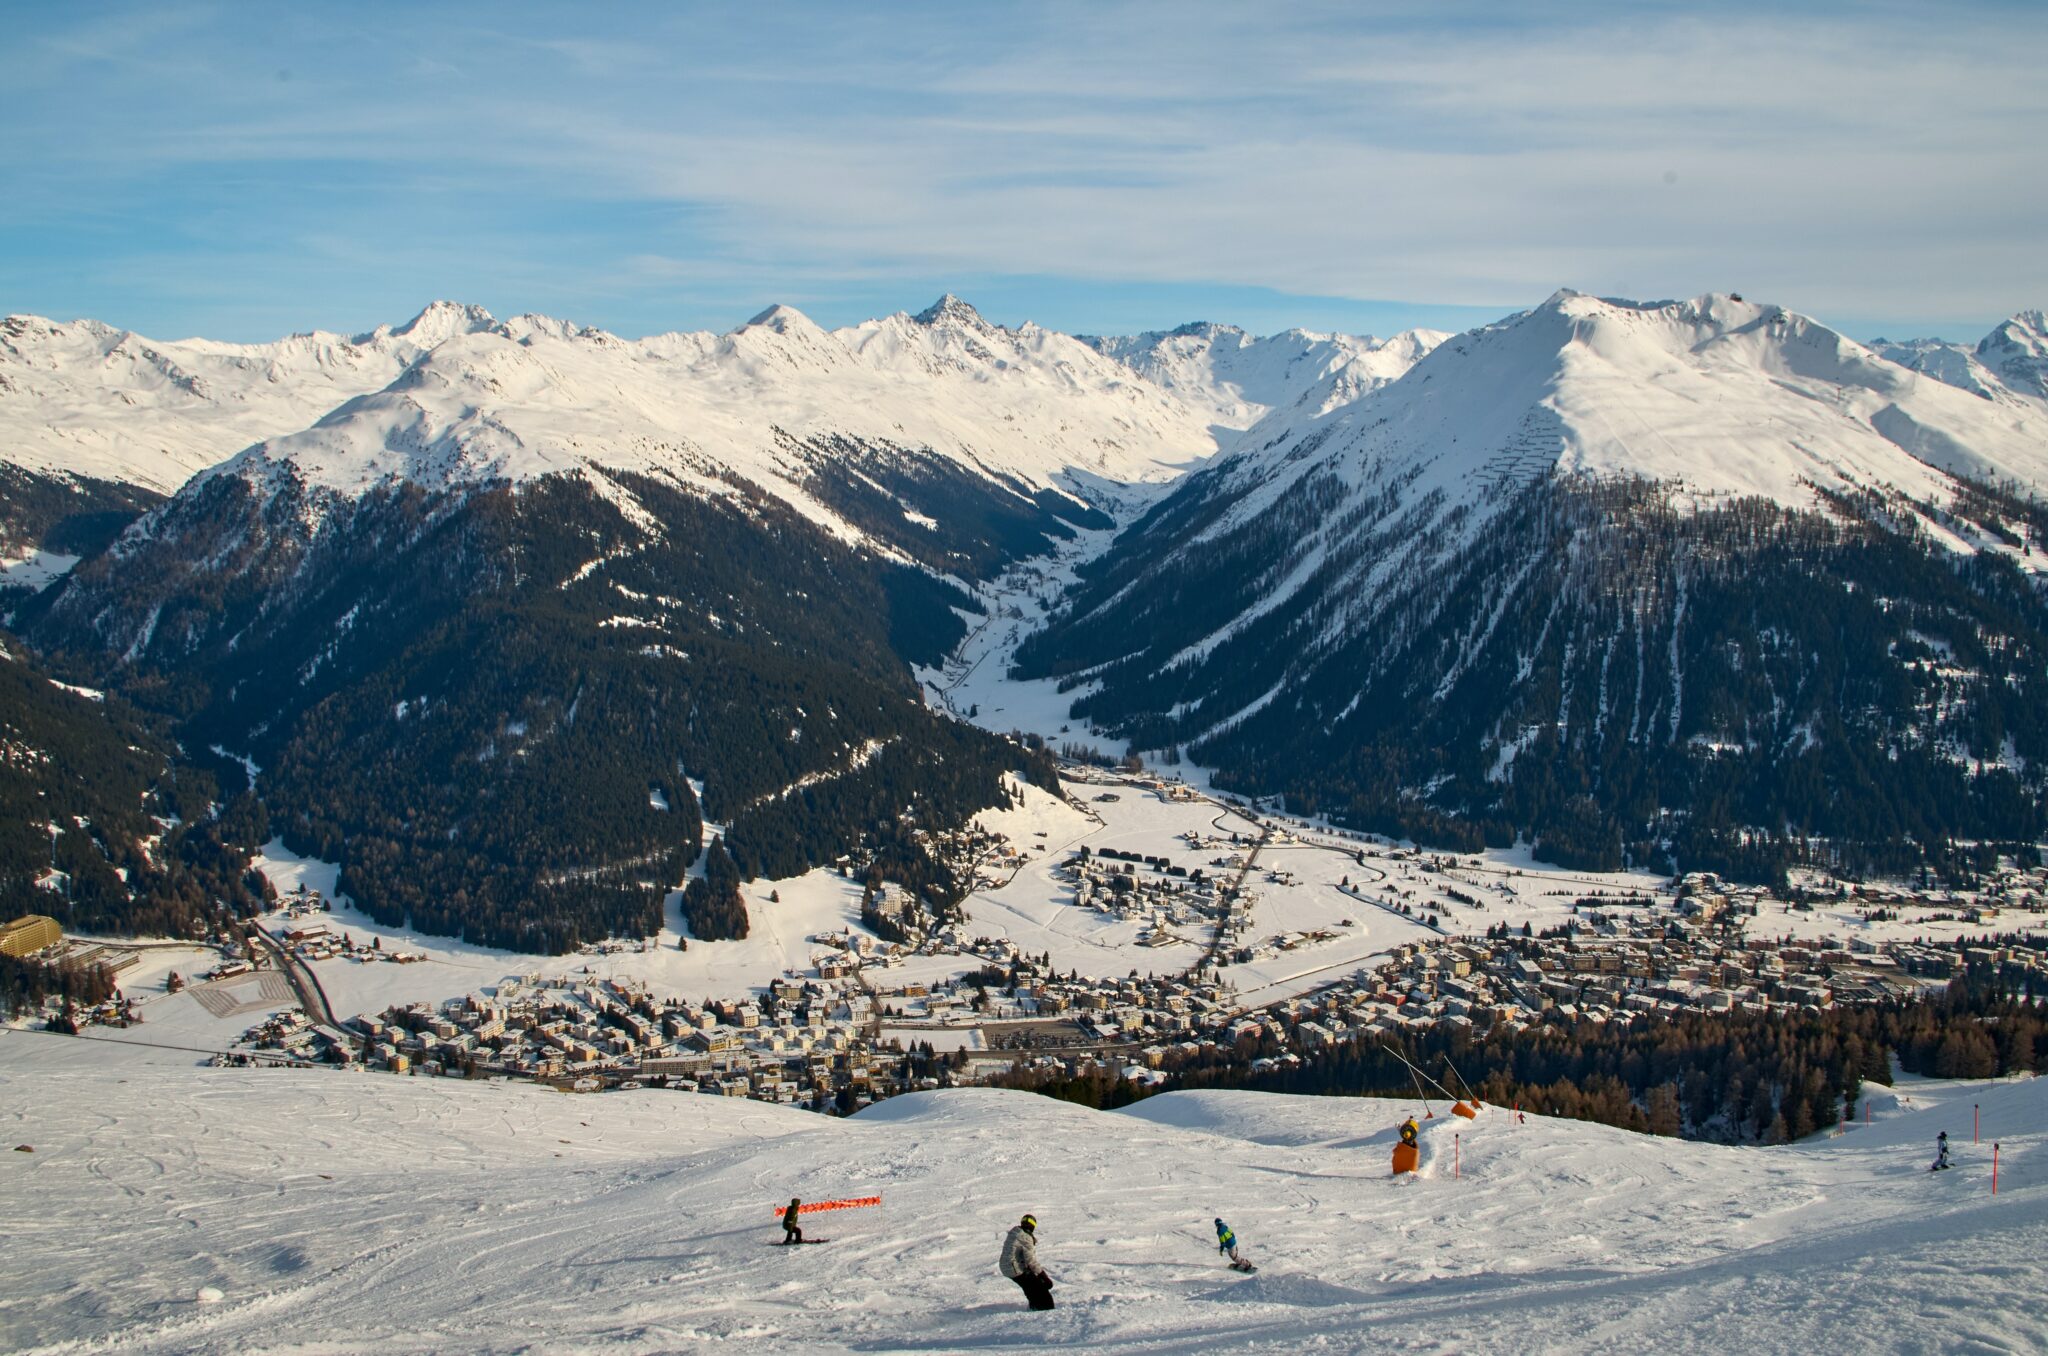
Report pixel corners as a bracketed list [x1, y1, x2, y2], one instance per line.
[2, 1045, 2041, 1353]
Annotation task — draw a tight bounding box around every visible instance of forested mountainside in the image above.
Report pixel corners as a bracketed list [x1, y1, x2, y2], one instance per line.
[9, 291, 1293, 950]
[0, 465, 161, 578]
[14, 287, 2048, 943]
[24, 462, 1056, 952]
[0, 634, 272, 936]
[1020, 294, 2048, 882]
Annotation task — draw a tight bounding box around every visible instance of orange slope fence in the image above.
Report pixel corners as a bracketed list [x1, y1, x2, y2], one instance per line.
[773, 1196, 882, 1218]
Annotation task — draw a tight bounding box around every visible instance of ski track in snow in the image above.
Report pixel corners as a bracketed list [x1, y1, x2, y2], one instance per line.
[0, 1050, 2040, 1355]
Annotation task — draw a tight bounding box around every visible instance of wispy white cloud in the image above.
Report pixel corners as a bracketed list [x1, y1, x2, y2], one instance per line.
[2, 3, 2042, 340]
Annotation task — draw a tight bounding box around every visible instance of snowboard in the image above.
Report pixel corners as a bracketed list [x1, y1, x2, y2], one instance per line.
[773, 1238, 831, 1245]
[1229, 1259, 1259, 1273]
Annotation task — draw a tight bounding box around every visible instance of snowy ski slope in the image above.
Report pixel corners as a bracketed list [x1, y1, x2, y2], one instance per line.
[2, 1043, 2040, 1354]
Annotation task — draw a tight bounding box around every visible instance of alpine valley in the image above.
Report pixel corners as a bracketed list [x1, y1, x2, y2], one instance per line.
[5, 290, 2048, 953]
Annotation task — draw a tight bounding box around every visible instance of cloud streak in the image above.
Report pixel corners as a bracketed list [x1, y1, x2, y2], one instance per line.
[2, 3, 2042, 341]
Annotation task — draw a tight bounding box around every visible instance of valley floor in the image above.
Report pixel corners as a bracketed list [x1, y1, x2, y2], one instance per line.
[2, 1032, 2040, 1355]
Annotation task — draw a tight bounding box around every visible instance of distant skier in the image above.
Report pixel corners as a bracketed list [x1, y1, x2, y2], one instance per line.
[999, 1213, 1055, 1310]
[1932, 1132, 1952, 1172]
[782, 1197, 804, 1244]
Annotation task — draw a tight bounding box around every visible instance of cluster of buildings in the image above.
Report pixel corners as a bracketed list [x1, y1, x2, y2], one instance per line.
[1055, 842, 1235, 949]
[1, 914, 140, 977]
[229, 1007, 350, 1064]
[344, 962, 925, 1107]
[272, 896, 428, 966]
[1091, 876, 2048, 1081]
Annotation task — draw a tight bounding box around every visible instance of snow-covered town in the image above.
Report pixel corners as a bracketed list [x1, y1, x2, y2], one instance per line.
[19, 766, 2033, 1117]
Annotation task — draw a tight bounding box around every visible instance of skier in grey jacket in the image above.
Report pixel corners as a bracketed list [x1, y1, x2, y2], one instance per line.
[999, 1214, 1055, 1310]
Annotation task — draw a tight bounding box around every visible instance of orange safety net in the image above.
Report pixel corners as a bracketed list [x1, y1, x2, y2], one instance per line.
[774, 1195, 883, 1217]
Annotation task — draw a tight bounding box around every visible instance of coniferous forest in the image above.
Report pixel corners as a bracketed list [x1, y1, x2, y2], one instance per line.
[19, 461, 1057, 951]
[1005, 968, 2046, 1143]
[0, 642, 274, 936]
[1020, 475, 2048, 886]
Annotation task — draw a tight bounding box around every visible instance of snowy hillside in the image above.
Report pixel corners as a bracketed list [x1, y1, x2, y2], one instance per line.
[3, 1042, 2041, 1353]
[1978, 309, 2048, 400]
[195, 293, 1236, 545]
[1872, 309, 2048, 412]
[1174, 291, 2048, 534]
[0, 303, 495, 495]
[1085, 321, 1447, 431]
[1019, 291, 2048, 868]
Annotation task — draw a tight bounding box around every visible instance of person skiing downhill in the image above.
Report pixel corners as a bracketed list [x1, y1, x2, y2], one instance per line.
[1932, 1132, 1952, 1172]
[782, 1198, 804, 1244]
[999, 1214, 1055, 1310]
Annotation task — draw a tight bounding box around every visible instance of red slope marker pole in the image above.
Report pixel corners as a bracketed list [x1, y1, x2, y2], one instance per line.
[1975, 1103, 1980, 1144]
[1992, 1143, 1999, 1196]
[1455, 1132, 1461, 1179]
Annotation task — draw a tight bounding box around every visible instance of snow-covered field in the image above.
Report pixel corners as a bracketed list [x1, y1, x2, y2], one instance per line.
[252, 841, 880, 1016]
[2, 1040, 2039, 1354]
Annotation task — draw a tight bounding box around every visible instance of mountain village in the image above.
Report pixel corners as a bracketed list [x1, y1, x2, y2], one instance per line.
[37, 767, 2026, 1115]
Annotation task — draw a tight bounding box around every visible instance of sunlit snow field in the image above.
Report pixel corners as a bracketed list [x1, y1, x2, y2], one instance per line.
[1, 1033, 2040, 1354]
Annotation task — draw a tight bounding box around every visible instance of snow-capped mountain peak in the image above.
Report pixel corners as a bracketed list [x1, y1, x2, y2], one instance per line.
[364, 299, 499, 348]
[1086, 318, 1450, 432]
[1978, 308, 2048, 398]
[913, 293, 993, 331]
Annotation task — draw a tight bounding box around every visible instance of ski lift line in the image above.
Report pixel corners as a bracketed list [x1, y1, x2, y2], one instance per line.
[0, 1023, 329, 1066]
[1377, 1040, 1459, 1104]
[1406, 1062, 1434, 1118]
[1441, 1052, 1482, 1107]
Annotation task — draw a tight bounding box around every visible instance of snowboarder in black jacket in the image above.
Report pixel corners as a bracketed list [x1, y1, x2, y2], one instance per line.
[1932, 1132, 1951, 1172]
[782, 1198, 804, 1244]
[999, 1214, 1054, 1309]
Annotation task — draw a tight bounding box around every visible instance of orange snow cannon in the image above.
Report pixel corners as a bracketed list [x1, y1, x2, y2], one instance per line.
[1391, 1142, 1420, 1175]
[1452, 1100, 1480, 1120]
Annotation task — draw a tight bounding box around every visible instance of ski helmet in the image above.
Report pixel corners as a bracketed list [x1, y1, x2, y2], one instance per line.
[1021, 1213, 1037, 1231]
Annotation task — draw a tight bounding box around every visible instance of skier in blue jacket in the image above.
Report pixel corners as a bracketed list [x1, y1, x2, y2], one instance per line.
[1215, 1218, 1241, 1264]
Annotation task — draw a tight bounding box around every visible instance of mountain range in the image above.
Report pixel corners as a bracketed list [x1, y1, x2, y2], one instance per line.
[4, 289, 2046, 945]
[3, 295, 1433, 948]
[1021, 292, 2048, 875]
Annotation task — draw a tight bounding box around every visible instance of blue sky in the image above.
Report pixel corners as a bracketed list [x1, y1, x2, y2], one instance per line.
[3, 3, 2043, 343]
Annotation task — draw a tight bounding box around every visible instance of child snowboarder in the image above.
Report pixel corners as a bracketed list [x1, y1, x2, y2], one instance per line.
[1215, 1218, 1255, 1272]
[1932, 1132, 1952, 1172]
[999, 1213, 1055, 1310]
[782, 1198, 804, 1244]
